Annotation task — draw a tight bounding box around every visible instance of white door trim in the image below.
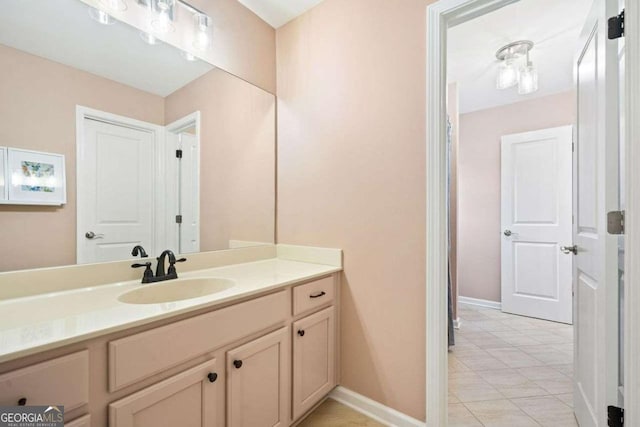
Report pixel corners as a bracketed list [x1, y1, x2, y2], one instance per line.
[624, 2, 640, 422]
[165, 111, 201, 254]
[426, 0, 638, 425]
[75, 106, 166, 263]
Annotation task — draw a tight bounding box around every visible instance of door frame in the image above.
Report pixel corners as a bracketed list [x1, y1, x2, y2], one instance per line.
[165, 111, 201, 254]
[425, 1, 640, 426]
[75, 106, 167, 263]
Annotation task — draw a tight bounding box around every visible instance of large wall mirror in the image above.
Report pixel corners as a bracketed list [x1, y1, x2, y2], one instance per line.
[0, 0, 276, 272]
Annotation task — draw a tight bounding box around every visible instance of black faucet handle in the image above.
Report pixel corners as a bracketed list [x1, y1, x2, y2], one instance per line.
[131, 246, 149, 258]
[175, 258, 187, 263]
[132, 262, 154, 283]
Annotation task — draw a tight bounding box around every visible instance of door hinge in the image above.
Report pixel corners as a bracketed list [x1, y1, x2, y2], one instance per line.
[607, 210, 625, 235]
[608, 9, 625, 40]
[608, 405, 624, 427]
[175, 215, 183, 224]
[176, 149, 183, 159]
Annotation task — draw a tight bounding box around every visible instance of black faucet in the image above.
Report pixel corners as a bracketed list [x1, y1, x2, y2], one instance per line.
[131, 249, 186, 284]
[131, 245, 149, 258]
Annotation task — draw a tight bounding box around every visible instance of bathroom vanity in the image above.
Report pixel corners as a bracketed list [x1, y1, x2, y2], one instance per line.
[0, 247, 342, 426]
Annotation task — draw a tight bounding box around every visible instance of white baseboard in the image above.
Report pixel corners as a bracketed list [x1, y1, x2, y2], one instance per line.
[453, 318, 462, 329]
[458, 296, 502, 310]
[329, 386, 425, 427]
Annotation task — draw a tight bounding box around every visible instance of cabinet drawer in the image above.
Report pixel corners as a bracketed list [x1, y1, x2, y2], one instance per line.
[293, 276, 334, 316]
[0, 350, 89, 411]
[109, 290, 288, 391]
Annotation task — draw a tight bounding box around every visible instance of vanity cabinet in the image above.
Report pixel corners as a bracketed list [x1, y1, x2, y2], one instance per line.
[109, 359, 221, 427]
[227, 327, 290, 427]
[292, 307, 336, 420]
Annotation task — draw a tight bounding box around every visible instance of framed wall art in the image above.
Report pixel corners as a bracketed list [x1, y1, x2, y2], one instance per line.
[6, 148, 66, 205]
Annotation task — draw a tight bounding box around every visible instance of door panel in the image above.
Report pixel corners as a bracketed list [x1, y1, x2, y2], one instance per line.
[292, 307, 335, 420]
[109, 359, 220, 427]
[573, 0, 621, 425]
[501, 126, 573, 323]
[227, 327, 289, 427]
[78, 118, 155, 264]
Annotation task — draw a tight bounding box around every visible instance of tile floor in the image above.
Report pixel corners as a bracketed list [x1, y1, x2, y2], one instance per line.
[449, 303, 576, 427]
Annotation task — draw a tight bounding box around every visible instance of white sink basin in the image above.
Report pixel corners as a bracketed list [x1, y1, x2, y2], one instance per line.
[118, 278, 235, 304]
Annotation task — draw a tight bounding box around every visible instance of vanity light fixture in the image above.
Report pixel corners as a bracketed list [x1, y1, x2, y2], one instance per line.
[88, 7, 117, 25]
[140, 31, 159, 45]
[192, 14, 212, 51]
[98, 0, 128, 11]
[495, 40, 538, 95]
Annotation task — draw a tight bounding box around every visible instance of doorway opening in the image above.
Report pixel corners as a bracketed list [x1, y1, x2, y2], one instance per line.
[426, 0, 631, 425]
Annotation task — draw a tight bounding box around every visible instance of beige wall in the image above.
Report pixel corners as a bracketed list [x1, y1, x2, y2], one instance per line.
[165, 68, 276, 251]
[188, 0, 276, 93]
[0, 45, 165, 272]
[457, 91, 575, 302]
[276, 0, 433, 420]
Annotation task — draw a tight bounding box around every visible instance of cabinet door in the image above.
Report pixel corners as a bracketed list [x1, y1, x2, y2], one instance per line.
[292, 307, 335, 420]
[227, 327, 290, 427]
[109, 359, 220, 427]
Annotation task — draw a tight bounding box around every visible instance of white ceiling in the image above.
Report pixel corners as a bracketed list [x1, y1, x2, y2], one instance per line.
[0, 0, 213, 97]
[238, 0, 325, 28]
[448, 0, 591, 114]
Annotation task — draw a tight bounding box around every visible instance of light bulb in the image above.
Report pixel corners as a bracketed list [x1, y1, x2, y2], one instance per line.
[88, 7, 116, 25]
[140, 31, 158, 45]
[518, 63, 539, 95]
[98, 0, 127, 11]
[151, 9, 174, 33]
[496, 58, 518, 89]
[192, 14, 211, 51]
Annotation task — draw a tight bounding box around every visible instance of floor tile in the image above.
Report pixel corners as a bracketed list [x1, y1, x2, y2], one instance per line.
[464, 399, 539, 427]
[556, 393, 574, 407]
[448, 403, 483, 427]
[512, 396, 578, 426]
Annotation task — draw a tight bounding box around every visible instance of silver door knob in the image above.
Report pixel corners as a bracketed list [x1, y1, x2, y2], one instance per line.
[560, 245, 578, 255]
[503, 230, 512, 236]
[85, 231, 104, 240]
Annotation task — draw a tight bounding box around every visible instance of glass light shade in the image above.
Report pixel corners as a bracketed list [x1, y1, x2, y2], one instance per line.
[192, 14, 212, 51]
[496, 59, 518, 89]
[98, 0, 127, 11]
[140, 31, 158, 45]
[88, 7, 116, 25]
[518, 64, 539, 94]
[156, 0, 175, 11]
[150, 9, 174, 33]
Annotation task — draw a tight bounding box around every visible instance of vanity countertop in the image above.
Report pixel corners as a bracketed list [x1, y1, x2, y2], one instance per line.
[0, 258, 341, 364]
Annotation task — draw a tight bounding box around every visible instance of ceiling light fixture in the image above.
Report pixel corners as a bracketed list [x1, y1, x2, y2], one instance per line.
[181, 51, 197, 61]
[140, 31, 159, 45]
[495, 40, 538, 95]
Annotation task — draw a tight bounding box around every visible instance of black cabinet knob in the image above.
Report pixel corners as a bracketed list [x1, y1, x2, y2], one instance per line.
[18, 397, 27, 406]
[207, 372, 218, 383]
[298, 329, 305, 337]
[233, 360, 243, 369]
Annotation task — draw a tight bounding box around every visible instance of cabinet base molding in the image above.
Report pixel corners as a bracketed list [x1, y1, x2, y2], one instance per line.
[329, 386, 425, 427]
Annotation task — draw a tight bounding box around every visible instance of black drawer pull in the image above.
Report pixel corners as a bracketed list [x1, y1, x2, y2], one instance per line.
[233, 360, 243, 369]
[298, 329, 305, 337]
[18, 397, 27, 406]
[207, 372, 218, 383]
[310, 291, 326, 299]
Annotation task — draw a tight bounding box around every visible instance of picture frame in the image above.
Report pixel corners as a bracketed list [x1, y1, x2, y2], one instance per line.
[0, 147, 6, 201]
[7, 148, 66, 205]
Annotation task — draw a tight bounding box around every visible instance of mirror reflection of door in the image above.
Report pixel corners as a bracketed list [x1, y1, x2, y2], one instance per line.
[168, 119, 200, 255]
[77, 117, 156, 264]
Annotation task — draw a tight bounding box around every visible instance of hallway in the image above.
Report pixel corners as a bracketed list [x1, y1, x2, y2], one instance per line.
[448, 304, 576, 426]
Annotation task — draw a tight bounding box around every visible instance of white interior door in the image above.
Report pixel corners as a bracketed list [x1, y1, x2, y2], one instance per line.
[573, 0, 621, 425]
[501, 126, 573, 324]
[77, 118, 155, 264]
[177, 131, 200, 254]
